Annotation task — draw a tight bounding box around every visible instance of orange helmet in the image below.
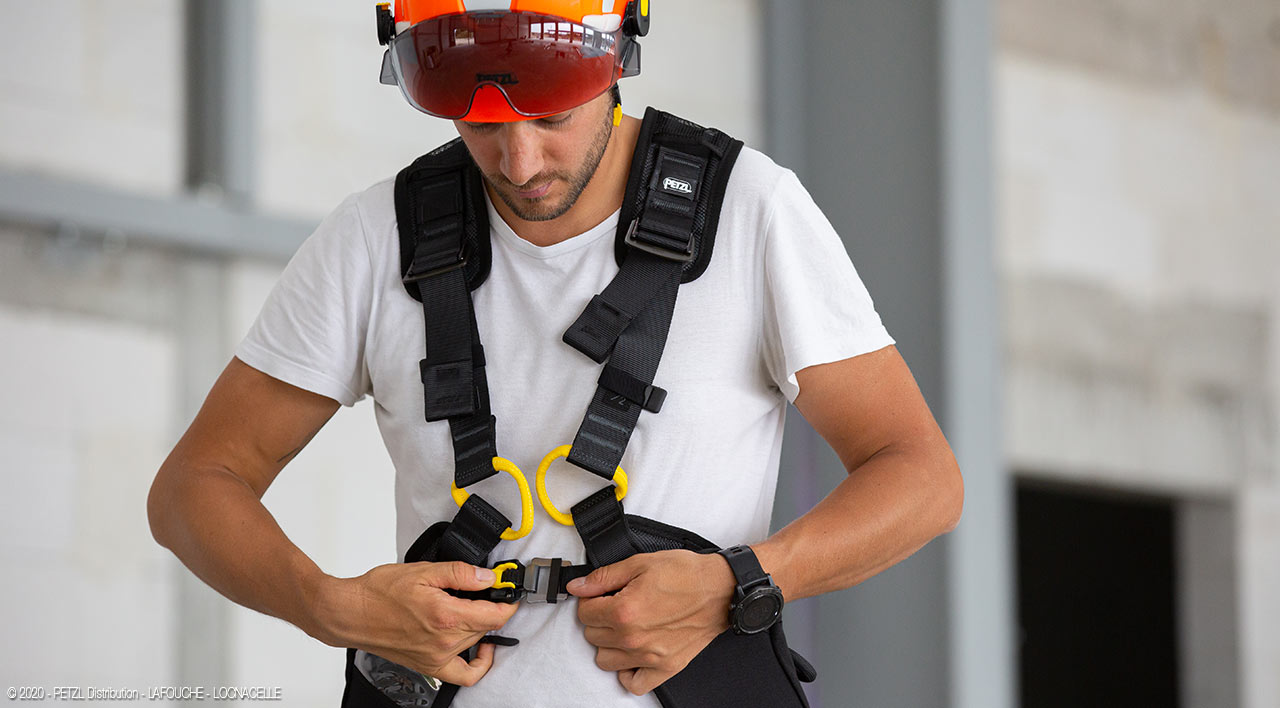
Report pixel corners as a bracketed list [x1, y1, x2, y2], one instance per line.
[376, 1, 650, 122]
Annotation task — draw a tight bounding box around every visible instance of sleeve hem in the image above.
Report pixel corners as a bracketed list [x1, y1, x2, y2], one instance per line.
[235, 340, 365, 407]
[781, 330, 897, 403]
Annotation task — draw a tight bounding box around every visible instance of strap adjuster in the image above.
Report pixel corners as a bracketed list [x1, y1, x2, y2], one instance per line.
[623, 218, 695, 263]
[402, 247, 468, 284]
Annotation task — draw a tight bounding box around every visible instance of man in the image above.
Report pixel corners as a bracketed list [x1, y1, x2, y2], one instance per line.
[148, 1, 963, 705]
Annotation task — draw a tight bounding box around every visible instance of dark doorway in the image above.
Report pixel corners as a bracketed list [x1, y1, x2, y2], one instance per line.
[1017, 480, 1179, 708]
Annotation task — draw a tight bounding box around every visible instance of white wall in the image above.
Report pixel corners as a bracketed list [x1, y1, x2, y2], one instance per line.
[0, 0, 184, 196]
[0, 303, 178, 692]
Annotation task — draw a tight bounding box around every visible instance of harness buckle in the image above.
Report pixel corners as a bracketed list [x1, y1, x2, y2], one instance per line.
[523, 557, 578, 604]
[623, 218, 695, 263]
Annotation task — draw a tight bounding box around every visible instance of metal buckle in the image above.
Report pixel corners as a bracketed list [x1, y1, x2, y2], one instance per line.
[522, 558, 576, 604]
[623, 218, 695, 263]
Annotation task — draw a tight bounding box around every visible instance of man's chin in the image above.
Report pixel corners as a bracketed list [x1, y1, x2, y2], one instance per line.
[497, 191, 575, 223]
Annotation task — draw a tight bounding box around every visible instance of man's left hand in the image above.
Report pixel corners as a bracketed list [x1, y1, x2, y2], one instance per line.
[567, 549, 736, 695]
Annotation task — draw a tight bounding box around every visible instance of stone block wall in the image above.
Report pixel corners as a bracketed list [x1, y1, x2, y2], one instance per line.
[998, 0, 1280, 705]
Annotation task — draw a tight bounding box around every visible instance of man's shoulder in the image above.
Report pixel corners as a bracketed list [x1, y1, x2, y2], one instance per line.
[323, 176, 398, 240]
[726, 146, 790, 193]
[719, 145, 804, 224]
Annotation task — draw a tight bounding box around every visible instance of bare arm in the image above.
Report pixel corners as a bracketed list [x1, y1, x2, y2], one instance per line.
[755, 344, 964, 600]
[147, 357, 516, 684]
[148, 357, 340, 631]
[571, 345, 963, 694]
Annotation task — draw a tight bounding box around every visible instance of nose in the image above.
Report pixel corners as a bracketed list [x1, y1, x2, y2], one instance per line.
[498, 123, 545, 188]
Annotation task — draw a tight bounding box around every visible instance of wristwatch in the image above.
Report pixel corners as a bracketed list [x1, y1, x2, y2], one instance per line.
[717, 545, 784, 635]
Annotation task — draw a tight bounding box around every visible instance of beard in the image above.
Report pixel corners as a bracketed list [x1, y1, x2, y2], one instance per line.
[483, 107, 614, 223]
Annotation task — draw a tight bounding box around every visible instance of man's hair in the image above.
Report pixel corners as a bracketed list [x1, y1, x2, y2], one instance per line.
[611, 84, 622, 109]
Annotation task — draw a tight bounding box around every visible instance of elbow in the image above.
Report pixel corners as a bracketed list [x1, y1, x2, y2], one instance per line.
[937, 452, 964, 535]
[147, 467, 176, 551]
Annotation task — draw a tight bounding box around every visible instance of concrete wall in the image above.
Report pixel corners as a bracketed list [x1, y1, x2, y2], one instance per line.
[997, 0, 1280, 705]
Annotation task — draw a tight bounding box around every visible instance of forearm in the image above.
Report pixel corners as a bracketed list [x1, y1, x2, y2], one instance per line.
[147, 462, 344, 645]
[754, 440, 962, 602]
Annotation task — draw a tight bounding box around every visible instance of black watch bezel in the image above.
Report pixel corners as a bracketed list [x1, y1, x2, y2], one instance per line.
[718, 545, 785, 635]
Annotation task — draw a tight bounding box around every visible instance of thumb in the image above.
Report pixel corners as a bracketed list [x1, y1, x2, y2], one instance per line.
[426, 561, 497, 592]
[567, 558, 640, 598]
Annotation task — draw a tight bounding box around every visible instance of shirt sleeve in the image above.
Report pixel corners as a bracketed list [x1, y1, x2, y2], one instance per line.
[234, 195, 375, 407]
[761, 170, 895, 403]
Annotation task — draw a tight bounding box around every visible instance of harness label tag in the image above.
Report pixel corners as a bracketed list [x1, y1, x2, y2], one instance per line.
[662, 177, 695, 196]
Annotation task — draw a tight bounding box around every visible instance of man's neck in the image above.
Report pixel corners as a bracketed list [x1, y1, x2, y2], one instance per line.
[490, 115, 641, 248]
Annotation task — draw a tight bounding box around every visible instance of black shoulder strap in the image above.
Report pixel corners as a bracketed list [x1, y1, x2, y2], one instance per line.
[394, 138, 500, 488]
[396, 138, 492, 299]
[616, 107, 744, 283]
[562, 107, 744, 479]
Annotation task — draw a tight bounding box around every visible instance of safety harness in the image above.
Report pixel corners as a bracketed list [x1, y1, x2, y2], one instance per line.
[342, 108, 816, 708]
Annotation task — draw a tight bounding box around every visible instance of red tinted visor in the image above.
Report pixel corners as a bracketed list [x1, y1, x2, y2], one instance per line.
[381, 12, 639, 121]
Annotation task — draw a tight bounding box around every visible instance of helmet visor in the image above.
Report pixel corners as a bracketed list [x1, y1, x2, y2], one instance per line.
[385, 12, 634, 121]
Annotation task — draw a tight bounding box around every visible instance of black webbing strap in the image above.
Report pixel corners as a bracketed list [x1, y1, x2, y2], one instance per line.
[566, 271, 679, 477]
[562, 109, 743, 480]
[562, 144, 705, 363]
[398, 148, 500, 488]
[408, 172, 475, 422]
[432, 495, 510, 566]
[403, 494, 510, 566]
[571, 486, 643, 568]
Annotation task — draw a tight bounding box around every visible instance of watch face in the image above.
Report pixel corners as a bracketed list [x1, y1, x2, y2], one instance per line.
[737, 588, 783, 633]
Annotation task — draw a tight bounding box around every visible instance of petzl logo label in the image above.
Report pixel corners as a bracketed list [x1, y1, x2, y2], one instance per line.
[662, 177, 694, 195]
[476, 72, 519, 85]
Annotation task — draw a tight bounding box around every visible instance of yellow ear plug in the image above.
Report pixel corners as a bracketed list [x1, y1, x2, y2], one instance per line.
[613, 103, 623, 126]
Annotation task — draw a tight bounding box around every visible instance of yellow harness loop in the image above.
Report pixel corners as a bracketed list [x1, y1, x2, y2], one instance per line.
[450, 457, 534, 541]
[535, 444, 628, 526]
[490, 562, 519, 590]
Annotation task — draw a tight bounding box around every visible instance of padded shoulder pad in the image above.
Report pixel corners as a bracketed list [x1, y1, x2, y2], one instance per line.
[395, 138, 492, 301]
[614, 108, 745, 283]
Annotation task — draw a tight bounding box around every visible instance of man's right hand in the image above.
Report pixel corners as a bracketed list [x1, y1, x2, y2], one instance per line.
[149, 360, 519, 688]
[318, 560, 520, 687]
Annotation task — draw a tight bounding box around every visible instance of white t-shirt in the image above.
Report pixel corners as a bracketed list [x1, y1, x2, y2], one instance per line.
[236, 145, 893, 707]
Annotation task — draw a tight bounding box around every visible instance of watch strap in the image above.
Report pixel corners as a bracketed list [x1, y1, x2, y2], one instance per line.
[718, 545, 771, 593]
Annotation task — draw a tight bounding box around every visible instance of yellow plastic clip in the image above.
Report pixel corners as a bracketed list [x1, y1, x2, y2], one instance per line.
[535, 444, 628, 526]
[450, 457, 535, 541]
[491, 562, 519, 590]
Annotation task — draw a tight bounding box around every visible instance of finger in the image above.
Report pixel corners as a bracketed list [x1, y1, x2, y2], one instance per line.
[431, 641, 497, 688]
[594, 647, 640, 673]
[574, 594, 621, 628]
[567, 557, 643, 598]
[421, 561, 498, 592]
[620, 667, 671, 696]
[582, 625, 625, 650]
[617, 668, 642, 695]
[435, 594, 521, 634]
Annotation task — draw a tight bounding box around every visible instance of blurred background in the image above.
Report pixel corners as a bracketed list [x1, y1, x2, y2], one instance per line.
[1, 0, 1276, 706]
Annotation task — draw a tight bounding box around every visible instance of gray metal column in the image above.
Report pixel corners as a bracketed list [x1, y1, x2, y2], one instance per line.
[186, 0, 259, 205]
[174, 0, 261, 689]
[766, 1, 1012, 707]
[940, 1, 1015, 707]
